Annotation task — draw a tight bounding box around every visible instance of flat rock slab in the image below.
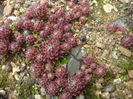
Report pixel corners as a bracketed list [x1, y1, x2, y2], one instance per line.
[0, 5, 4, 18]
[71, 46, 82, 57]
[77, 50, 87, 60]
[68, 58, 80, 76]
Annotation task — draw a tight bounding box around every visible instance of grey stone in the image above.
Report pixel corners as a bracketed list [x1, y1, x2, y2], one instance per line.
[77, 50, 87, 60]
[71, 46, 82, 57]
[68, 58, 80, 76]
[104, 84, 116, 93]
[0, 5, 4, 18]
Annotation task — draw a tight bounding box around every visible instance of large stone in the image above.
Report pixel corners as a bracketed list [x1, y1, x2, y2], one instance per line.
[77, 50, 87, 60]
[68, 58, 80, 76]
[128, 70, 133, 79]
[71, 46, 82, 57]
[104, 84, 116, 93]
[4, 4, 14, 16]
[0, 5, 4, 18]
[118, 46, 132, 57]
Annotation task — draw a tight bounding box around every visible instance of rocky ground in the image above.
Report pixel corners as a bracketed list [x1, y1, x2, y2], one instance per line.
[0, 0, 133, 99]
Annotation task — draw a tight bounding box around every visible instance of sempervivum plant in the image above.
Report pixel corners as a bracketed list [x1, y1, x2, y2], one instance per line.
[61, 43, 72, 53]
[106, 23, 118, 33]
[30, 63, 45, 78]
[50, 30, 63, 41]
[55, 66, 68, 78]
[33, 20, 45, 32]
[16, 34, 25, 45]
[95, 66, 107, 77]
[0, 41, 8, 57]
[35, 53, 44, 63]
[26, 3, 48, 19]
[45, 82, 59, 96]
[39, 77, 50, 87]
[25, 48, 37, 62]
[65, 75, 86, 96]
[23, 19, 33, 31]
[9, 42, 21, 53]
[25, 35, 36, 44]
[83, 54, 94, 65]
[41, 40, 63, 62]
[44, 63, 54, 73]
[55, 78, 66, 88]
[0, 25, 12, 39]
[14, 19, 23, 31]
[60, 92, 72, 99]
[67, 37, 78, 47]
[121, 35, 133, 49]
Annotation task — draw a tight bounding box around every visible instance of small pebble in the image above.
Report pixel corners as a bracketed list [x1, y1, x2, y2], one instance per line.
[104, 84, 116, 93]
[0, 90, 6, 95]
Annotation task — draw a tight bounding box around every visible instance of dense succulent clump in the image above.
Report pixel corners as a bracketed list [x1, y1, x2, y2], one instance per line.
[95, 66, 107, 77]
[25, 35, 36, 44]
[25, 48, 37, 62]
[65, 75, 86, 96]
[23, 19, 33, 31]
[35, 53, 44, 63]
[0, 0, 109, 98]
[33, 20, 45, 32]
[60, 92, 73, 99]
[45, 82, 59, 96]
[39, 77, 50, 87]
[44, 63, 54, 73]
[30, 63, 45, 78]
[0, 25, 12, 39]
[55, 66, 68, 78]
[16, 34, 25, 45]
[9, 42, 21, 53]
[41, 40, 63, 62]
[55, 78, 66, 88]
[83, 55, 94, 65]
[0, 41, 8, 57]
[121, 35, 133, 49]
